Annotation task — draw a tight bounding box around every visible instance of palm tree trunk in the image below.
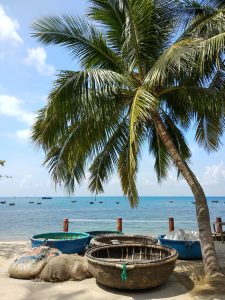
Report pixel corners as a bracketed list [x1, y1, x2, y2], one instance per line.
[152, 113, 224, 277]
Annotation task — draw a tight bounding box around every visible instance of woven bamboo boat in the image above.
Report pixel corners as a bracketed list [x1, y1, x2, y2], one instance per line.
[86, 244, 178, 290]
[92, 234, 158, 247]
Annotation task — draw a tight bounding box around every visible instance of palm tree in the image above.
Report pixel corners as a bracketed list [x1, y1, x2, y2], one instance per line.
[32, 0, 225, 277]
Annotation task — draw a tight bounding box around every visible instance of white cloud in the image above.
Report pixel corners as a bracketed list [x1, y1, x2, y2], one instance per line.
[203, 162, 225, 185]
[0, 5, 23, 45]
[18, 174, 33, 188]
[0, 94, 35, 125]
[24, 47, 55, 76]
[16, 129, 31, 140]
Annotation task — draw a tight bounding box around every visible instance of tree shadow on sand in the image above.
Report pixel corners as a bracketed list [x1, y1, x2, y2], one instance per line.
[174, 259, 225, 298]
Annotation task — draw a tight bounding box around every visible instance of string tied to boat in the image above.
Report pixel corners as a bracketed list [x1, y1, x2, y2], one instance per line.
[121, 263, 128, 281]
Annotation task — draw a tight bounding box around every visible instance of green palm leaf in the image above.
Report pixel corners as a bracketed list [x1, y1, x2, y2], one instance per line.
[32, 15, 122, 70]
[88, 117, 129, 193]
[88, 0, 126, 50]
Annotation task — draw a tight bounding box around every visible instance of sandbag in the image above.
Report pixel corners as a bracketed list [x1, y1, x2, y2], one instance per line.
[38, 254, 92, 282]
[8, 246, 61, 279]
[38, 254, 71, 282]
[70, 255, 92, 280]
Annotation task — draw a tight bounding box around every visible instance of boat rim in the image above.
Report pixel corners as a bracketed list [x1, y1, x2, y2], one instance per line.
[30, 231, 90, 242]
[93, 234, 158, 245]
[86, 243, 178, 267]
[158, 234, 200, 244]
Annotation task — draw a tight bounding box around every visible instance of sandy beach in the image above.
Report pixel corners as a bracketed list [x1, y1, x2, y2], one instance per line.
[0, 241, 225, 300]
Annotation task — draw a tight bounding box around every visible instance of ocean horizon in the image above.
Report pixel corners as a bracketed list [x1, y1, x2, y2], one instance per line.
[0, 196, 225, 241]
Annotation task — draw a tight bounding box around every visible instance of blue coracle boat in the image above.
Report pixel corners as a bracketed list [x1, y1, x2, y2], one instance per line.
[30, 232, 90, 254]
[158, 235, 202, 259]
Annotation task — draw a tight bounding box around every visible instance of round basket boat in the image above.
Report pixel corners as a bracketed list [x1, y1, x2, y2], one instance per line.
[86, 244, 178, 290]
[86, 231, 123, 239]
[30, 232, 90, 254]
[92, 234, 158, 247]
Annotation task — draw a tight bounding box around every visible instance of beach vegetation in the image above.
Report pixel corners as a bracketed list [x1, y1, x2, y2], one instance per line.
[32, 0, 225, 277]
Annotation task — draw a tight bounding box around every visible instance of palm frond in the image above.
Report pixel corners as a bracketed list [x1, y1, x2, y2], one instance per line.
[176, 0, 215, 33]
[206, 0, 225, 9]
[0, 160, 5, 167]
[195, 114, 225, 152]
[88, 0, 126, 50]
[148, 126, 172, 181]
[144, 38, 202, 89]
[44, 144, 86, 193]
[118, 140, 139, 208]
[88, 117, 129, 194]
[32, 69, 131, 149]
[122, 0, 177, 76]
[129, 89, 158, 177]
[180, 7, 224, 39]
[160, 85, 225, 152]
[32, 15, 122, 70]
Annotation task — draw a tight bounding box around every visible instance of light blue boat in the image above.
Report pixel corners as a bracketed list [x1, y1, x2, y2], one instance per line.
[158, 235, 202, 259]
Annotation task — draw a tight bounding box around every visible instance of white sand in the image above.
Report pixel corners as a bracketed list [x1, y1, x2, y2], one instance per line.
[0, 241, 225, 300]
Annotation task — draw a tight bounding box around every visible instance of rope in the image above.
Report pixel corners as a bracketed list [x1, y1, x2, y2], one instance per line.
[121, 263, 128, 281]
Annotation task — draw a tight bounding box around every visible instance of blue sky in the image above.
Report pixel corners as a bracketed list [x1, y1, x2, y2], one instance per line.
[0, 0, 225, 197]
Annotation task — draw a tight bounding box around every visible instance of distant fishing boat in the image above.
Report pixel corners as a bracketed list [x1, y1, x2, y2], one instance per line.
[211, 200, 219, 203]
[99, 201, 103, 204]
[89, 202, 94, 204]
[37, 202, 42, 204]
[42, 196, 52, 199]
[71, 200, 77, 203]
[0, 201, 6, 204]
[116, 202, 119, 204]
[29, 201, 34, 204]
[9, 203, 15, 206]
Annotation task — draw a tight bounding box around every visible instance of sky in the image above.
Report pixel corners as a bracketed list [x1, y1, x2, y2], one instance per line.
[0, 0, 225, 197]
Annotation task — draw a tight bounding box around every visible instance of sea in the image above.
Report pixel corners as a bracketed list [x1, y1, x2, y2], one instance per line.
[0, 196, 224, 241]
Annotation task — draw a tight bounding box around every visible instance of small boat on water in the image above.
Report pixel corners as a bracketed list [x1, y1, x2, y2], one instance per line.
[37, 202, 42, 204]
[42, 196, 52, 199]
[116, 202, 119, 204]
[29, 201, 34, 204]
[71, 200, 77, 203]
[211, 200, 219, 203]
[89, 202, 94, 204]
[99, 201, 103, 204]
[170, 201, 173, 203]
[9, 203, 15, 206]
[0, 201, 6, 204]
